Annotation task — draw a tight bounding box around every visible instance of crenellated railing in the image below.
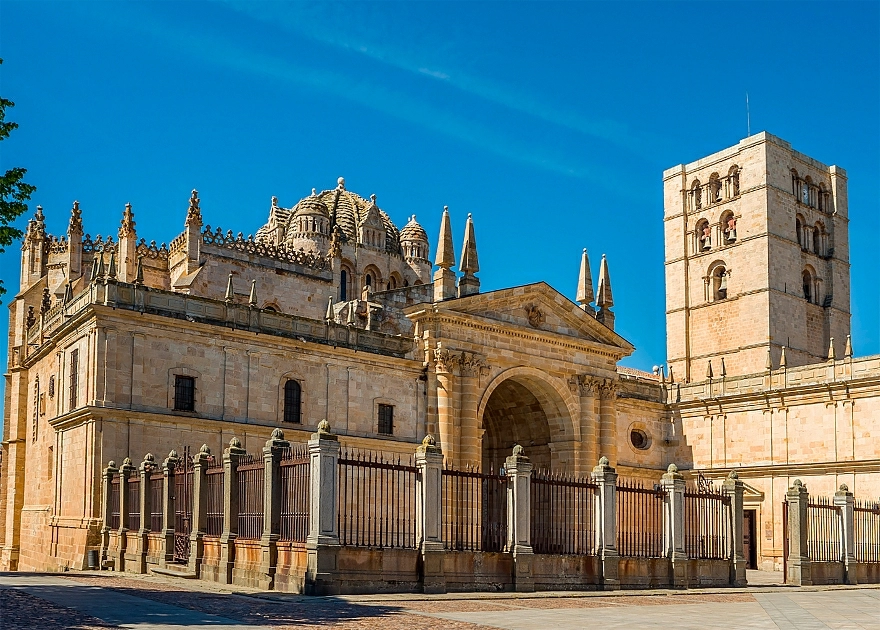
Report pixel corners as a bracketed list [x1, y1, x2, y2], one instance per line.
[202, 225, 330, 271]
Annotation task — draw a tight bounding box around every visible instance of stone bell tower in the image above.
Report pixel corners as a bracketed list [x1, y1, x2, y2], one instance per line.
[663, 132, 850, 382]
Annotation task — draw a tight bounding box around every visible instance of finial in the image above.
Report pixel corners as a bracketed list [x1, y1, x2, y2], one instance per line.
[325, 295, 334, 321]
[122, 457, 132, 466]
[370, 193, 377, 204]
[68, 201, 83, 235]
[596, 254, 613, 308]
[95, 252, 106, 279]
[576, 248, 594, 309]
[839, 483, 849, 492]
[459, 212, 479, 275]
[667, 463, 678, 474]
[317, 419, 331, 434]
[434, 206, 455, 269]
[727, 470, 739, 480]
[337, 177, 345, 190]
[107, 251, 117, 280]
[168, 450, 178, 459]
[107, 460, 116, 469]
[63, 283, 73, 304]
[828, 336, 836, 361]
[766, 349, 773, 371]
[780, 346, 787, 368]
[229, 437, 242, 449]
[271, 428, 285, 441]
[199, 444, 211, 455]
[134, 256, 144, 285]
[720, 357, 726, 377]
[186, 189, 202, 226]
[225, 273, 234, 303]
[142, 452, 154, 462]
[248, 279, 258, 307]
[422, 434, 436, 447]
[792, 478, 803, 487]
[311, 188, 317, 196]
[598, 456, 609, 466]
[512, 444, 524, 457]
[844, 334, 853, 359]
[706, 360, 713, 379]
[119, 202, 136, 238]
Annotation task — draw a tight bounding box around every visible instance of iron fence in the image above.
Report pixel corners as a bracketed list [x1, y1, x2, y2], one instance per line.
[854, 500, 880, 563]
[807, 497, 842, 562]
[684, 484, 731, 560]
[442, 464, 507, 552]
[530, 470, 597, 555]
[127, 476, 141, 531]
[280, 444, 310, 543]
[149, 472, 164, 532]
[338, 449, 418, 549]
[108, 474, 120, 530]
[237, 454, 265, 540]
[616, 478, 665, 558]
[205, 460, 224, 536]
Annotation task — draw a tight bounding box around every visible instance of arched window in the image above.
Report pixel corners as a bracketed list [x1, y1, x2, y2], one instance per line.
[691, 179, 702, 211]
[709, 173, 722, 203]
[365, 273, 372, 287]
[791, 169, 800, 197]
[721, 211, 736, 244]
[802, 176, 812, 206]
[340, 269, 348, 301]
[283, 380, 302, 424]
[802, 269, 813, 303]
[713, 266, 728, 301]
[728, 165, 740, 197]
[696, 218, 711, 252]
[813, 222, 824, 256]
[795, 215, 805, 248]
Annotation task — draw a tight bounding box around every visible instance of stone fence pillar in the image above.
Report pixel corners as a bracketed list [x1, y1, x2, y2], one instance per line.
[661, 463, 687, 588]
[100, 460, 119, 566]
[722, 470, 747, 586]
[159, 450, 178, 568]
[506, 445, 534, 592]
[260, 428, 290, 590]
[133, 453, 155, 574]
[189, 445, 211, 577]
[786, 479, 812, 586]
[834, 484, 857, 585]
[591, 456, 619, 590]
[219, 437, 247, 584]
[415, 435, 445, 594]
[305, 420, 341, 595]
[115, 457, 136, 572]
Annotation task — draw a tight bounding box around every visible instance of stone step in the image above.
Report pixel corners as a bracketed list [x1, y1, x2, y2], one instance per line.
[150, 565, 198, 579]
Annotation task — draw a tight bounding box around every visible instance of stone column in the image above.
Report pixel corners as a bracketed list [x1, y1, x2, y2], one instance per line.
[260, 428, 290, 590]
[571, 376, 599, 475]
[834, 484, 857, 585]
[660, 464, 688, 588]
[100, 460, 119, 567]
[115, 457, 136, 572]
[591, 456, 619, 590]
[506, 445, 534, 592]
[433, 344, 458, 464]
[159, 451, 178, 568]
[722, 470, 747, 586]
[188, 445, 212, 577]
[598, 380, 618, 467]
[786, 479, 812, 586]
[415, 435, 445, 594]
[305, 420, 341, 595]
[134, 453, 156, 574]
[458, 353, 485, 467]
[219, 437, 246, 584]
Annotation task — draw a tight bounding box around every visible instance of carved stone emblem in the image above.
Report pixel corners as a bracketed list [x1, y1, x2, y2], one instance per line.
[525, 304, 545, 328]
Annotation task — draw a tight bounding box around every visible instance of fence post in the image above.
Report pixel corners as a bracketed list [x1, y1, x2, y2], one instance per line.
[100, 460, 119, 568]
[722, 470, 747, 586]
[415, 434, 445, 594]
[260, 428, 290, 590]
[220, 437, 247, 584]
[506, 444, 534, 592]
[834, 483, 857, 585]
[591, 456, 619, 590]
[159, 450, 178, 568]
[115, 457, 136, 572]
[786, 479, 812, 586]
[661, 464, 688, 588]
[188, 445, 211, 577]
[134, 453, 155, 574]
[305, 420, 341, 595]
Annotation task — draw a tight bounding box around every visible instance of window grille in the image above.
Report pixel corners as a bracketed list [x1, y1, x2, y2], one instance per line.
[283, 380, 302, 424]
[378, 403, 394, 435]
[174, 375, 195, 412]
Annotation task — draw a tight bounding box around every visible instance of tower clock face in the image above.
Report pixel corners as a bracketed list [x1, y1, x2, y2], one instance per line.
[802, 185, 809, 203]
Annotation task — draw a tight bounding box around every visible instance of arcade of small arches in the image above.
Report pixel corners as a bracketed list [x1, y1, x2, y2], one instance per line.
[688, 165, 741, 213]
[338, 264, 416, 301]
[796, 214, 829, 258]
[694, 209, 738, 254]
[791, 169, 832, 213]
[704, 260, 730, 303]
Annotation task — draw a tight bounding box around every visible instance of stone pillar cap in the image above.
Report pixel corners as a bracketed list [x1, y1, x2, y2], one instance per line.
[312, 419, 338, 441]
[416, 434, 442, 455]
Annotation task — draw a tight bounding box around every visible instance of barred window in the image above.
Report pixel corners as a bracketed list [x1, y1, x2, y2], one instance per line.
[174, 375, 195, 412]
[377, 404, 394, 435]
[69, 349, 79, 410]
[32, 377, 39, 442]
[283, 380, 302, 424]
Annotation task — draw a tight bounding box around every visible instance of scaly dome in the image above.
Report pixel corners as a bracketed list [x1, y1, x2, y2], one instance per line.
[291, 192, 330, 219]
[399, 215, 428, 243]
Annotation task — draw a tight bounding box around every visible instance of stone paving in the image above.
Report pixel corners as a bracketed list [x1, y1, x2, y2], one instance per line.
[1, 571, 879, 629]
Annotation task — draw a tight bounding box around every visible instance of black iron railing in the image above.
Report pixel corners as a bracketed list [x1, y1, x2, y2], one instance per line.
[616, 479, 665, 558]
[854, 500, 880, 563]
[530, 470, 597, 555]
[684, 484, 731, 560]
[807, 497, 842, 562]
[279, 444, 310, 543]
[237, 455, 265, 540]
[442, 464, 507, 552]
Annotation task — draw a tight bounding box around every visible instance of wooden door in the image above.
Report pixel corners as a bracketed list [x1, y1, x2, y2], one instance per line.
[743, 509, 758, 569]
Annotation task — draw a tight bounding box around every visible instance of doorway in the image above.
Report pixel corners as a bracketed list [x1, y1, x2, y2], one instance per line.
[743, 509, 758, 569]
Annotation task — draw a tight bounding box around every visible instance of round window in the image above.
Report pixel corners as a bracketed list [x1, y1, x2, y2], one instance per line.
[630, 429, 649, 450]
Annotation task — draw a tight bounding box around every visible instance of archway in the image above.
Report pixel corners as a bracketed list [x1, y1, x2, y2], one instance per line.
[478, 368, 577, 473]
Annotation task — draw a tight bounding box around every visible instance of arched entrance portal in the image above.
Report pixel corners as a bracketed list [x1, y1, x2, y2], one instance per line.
[479, 369, 577, 473]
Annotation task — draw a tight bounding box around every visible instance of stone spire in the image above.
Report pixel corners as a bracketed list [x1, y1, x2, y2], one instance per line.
[21, 206, 47, 290]
[844, 335, 853, 359]
[827, 337, 835, 361]
[596, 254, 615, 330]
[248, 280, 258, 307]
[118, 203, 137, 282]
[185, 189, 202, 227]
[780, 346, 787, 368]
[68, 201, 83, 237]
[66, 201, 84, 283]
[325, 295, 334, 321]
[576, 248, 595, 312]
[457, 213, 480, 297]
[184, 189, 202, 274]
[433, 206, 457, 302]
[706, 360, 713, 379]
[225, 273, 234, 303]
[119, 203, 136, 238]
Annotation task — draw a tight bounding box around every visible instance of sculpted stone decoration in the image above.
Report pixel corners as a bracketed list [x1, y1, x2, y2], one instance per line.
[569, 374, 601, 396]
[525, 303, 545, 328]
[202, 225, 329, 271]
[433, 343, 458, 373]
[459, 351, 488, 378]
[599, 378, 618, 400]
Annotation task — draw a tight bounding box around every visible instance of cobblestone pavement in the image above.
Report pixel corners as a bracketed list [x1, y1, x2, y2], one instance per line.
[2, 572, 880, 629]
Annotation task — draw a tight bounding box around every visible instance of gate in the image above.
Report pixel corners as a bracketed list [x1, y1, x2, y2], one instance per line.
[173, 447, 194, 564]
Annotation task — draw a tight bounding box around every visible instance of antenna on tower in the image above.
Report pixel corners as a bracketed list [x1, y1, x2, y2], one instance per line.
[746, 92, 751, 137]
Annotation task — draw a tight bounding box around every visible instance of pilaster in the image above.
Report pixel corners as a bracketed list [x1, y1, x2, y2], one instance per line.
[506, 445, 534, 592]
[786, 479, 812, 586]
[834, 484, 857, 585]
[415, 435, 445, 593]
[219, 438, 246, 584]
[661, 463, 687, 588]
[259, 428, 290, 590]
[305, 421, 341, 595]
[591, 456, 619, 590]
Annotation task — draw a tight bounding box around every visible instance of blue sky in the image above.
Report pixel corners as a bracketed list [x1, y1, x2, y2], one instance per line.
[1, 1, 878, 396]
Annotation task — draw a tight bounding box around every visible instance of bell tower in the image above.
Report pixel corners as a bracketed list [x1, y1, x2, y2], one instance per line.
[663, 132, 850, 382]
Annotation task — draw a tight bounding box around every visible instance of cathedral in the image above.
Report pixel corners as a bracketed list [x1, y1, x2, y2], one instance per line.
[1, 131, 878, 574]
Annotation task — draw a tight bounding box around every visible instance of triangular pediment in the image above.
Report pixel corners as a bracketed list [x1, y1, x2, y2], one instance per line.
[426, 282, 634, 354]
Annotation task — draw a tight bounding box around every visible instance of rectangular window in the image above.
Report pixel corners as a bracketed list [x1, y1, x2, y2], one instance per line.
[69, 349, 79, 410]
[377, 403, 394, 435]
[174, 375, 195, 412]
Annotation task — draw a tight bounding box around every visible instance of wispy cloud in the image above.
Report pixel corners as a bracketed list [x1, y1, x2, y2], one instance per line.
[222, 1, 666, 161]
[78, 2, 646, 198]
